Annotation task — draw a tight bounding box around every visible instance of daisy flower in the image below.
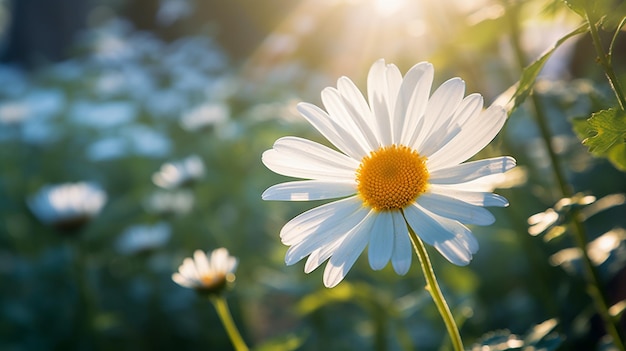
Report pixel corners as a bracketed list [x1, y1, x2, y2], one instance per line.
[28, 182, 107, 232]
[152, 155, 205, 189]
[262, 59, 515, 288]
[172, 248, 238, 296]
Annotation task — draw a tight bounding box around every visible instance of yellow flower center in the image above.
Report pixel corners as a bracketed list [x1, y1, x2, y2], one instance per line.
[200, 273, 225, 287]
[356, 145, 429, 211]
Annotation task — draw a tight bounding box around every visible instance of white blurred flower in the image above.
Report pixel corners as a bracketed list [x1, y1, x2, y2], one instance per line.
[263, 59, 514, 287]
[28, 182, 107, 232]
[180, 102, 229, 131]
[145, 89, 188, 119]
[23, 89, 65, 118]
[71, 100, 137, 129]
[125, 124, 172, 158]
[172, 248, 238, 295]
[152, 155, 205, 189]
[86, 136, 128, 161]
[0, 101, 29, 125]
[116, 222, 171, 255]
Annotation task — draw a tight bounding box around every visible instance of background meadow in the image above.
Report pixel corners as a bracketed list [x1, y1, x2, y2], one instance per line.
[1, 0, 626, 350]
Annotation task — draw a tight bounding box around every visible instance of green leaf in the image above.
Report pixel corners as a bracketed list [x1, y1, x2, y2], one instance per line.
[573, 108, 626, 171]
[563, 0, 614, 20]
[607, 142, 626, 170]
[510, 24, 589, 112]
[562, 0, 586, 17]
[580, 108, 626, 152]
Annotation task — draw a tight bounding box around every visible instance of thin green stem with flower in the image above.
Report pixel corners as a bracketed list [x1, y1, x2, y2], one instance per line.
[507, 4, 626, 350]
[405, 218, 464, 351]
[211, 296, 249, 351]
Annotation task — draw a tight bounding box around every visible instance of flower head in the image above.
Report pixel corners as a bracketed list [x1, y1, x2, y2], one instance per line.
[172, 248, 238, 296]
[152, 155, 205, 189]
[28, 182, 107, 232]
[262, 59, 515, 287]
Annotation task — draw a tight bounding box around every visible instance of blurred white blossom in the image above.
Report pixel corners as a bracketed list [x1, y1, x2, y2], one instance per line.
[152, 155, 205, 189]
[28, 182, 107, 232]
[172, 248, 238, 295]
[180, 102, 229, 131]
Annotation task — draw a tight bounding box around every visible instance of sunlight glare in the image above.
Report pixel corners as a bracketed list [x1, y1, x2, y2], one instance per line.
[373, 0, 406, 16]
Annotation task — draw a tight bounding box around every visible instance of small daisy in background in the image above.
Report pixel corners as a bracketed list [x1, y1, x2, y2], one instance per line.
[172, 248, 248, 351]
[152, 155, 206, 189]
[262, 59, 516, 350]
[28, 182, 107, 232]
[172, 248, 238, 296]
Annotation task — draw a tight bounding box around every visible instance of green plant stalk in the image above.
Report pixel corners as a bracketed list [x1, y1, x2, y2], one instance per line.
[508, 5, 626, 350]
[211, 296, 249, 351]
[405, 222, 464, 351]
[587, 13, 626, 111]
[70, 240, 99, 350]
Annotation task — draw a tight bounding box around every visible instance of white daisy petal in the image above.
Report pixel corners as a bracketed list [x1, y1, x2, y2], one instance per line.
[180, 258, 199, 281]
[194, 250, 210, 277]
[211, 248, 229, 273]
[172, 273, 194, 288]
[420, 93, 484, 157]
[396, 62, 434, 145]
[367, 59, 394, 145]
[297, 102, 369, 159]
[323, 210, 375, 287]
[303, 233, 350, 274]
[429, 156, 516, 184]
[431, 215, 477, 263]
[262, 180, 356, 201]
[427, 104, 508, 170]
[337, 77, 379, 145]
[385, 63, 403, 126]
[413, 78, 465, 151]
[262, 137, 358, 181]
[449, 93, 484, 127]
[403, 203, 456, 247]
[280, 196, 363, 245]
[391, 211, 412, 275]
[429, 184, 509, 207]
[368, 211, 394, 270]
[417, 192, 495, 225]
[405, 204, 475, 265]
[284, 206, 369, 265]
[433, 238, 473, 266]
[273, 137, 360, 170]
[323, 87, 379, 151]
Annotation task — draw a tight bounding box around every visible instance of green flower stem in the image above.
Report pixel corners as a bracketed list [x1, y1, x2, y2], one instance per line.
[211, 296, 249, 351]
[586, 12, 626, 111]
[405, 222, 464, 351]
[70, 240, 99, 350]
[508, 5, 626, 350]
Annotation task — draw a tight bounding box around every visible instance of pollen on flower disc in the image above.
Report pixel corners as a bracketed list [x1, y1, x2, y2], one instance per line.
[356, 145, 429, 211]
